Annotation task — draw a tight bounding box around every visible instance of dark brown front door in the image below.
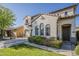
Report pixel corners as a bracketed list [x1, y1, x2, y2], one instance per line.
[62, 24, 71, 41]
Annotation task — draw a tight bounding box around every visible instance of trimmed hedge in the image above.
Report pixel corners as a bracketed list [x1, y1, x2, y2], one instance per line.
[28, 36, 45, 45]
[43, 39, 62, 48]
[28, 36, 62, 48]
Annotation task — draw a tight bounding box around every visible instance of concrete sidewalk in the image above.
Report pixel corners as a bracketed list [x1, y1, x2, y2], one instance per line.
[25, 42, 76, 56]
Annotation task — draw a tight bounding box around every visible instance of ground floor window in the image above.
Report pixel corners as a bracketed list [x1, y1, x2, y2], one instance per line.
[40, 23, 44, 35]
[45, 24, 50, 36]
[35, 26, 38, 35]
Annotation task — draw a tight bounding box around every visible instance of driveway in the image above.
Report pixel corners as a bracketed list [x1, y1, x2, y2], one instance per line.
[0, 38, 28, 48]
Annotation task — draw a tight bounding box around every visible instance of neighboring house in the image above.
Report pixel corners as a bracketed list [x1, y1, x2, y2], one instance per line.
[6, 27, 16, 37]
[6, 25, 29, 38]
[6, 16, 32, 38]
[25, 4, 79, 44]
[13, 26, 25, 38]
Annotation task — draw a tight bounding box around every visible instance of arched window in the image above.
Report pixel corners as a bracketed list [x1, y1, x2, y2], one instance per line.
[45, 24, 50, 36]
[35, 26, 38, 35]
[40, 23, 44, 35]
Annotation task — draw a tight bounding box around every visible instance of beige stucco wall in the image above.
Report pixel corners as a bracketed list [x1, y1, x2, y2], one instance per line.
[32, 15, 58, 38]
[23, 16, 32, 38]
[23, 25, 31, 38]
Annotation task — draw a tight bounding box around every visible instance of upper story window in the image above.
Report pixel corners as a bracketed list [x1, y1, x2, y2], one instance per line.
[25, 20, 28, 25]
[65, 12, 68, 16]
[40, 23, 44, 35]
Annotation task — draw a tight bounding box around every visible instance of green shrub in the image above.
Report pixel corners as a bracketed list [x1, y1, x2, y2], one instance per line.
[28, 36, 35, 42]
[28, 36, 45, 44]
[75, 45, 79, 55]
[43, 39, 62, 48]
[28, 36, 62, 48]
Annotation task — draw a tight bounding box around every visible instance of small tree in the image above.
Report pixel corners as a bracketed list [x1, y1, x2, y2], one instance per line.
[0, 5, 15, 39]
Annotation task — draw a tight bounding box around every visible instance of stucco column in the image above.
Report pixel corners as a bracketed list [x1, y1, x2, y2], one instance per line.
[70, 18, 77, 44]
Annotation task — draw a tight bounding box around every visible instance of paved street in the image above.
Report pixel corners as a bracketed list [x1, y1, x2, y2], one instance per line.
[0, 38, 28, 48]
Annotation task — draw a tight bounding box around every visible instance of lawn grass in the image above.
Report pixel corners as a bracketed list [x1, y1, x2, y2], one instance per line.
[0, 44, 63, 56]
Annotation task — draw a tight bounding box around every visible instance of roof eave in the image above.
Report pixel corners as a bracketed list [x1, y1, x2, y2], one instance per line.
[58, 14, 79, 20]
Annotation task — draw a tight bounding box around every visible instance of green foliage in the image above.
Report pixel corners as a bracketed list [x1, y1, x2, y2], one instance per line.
[0, 44, 63, 56]
[0, 5, 15, 29]
[29, 36, 62, 48]
[75, 45, 79, 55]
[0, 5, 15, 37]
[28, 36, 45, 44]
[43, 39, 62, 48]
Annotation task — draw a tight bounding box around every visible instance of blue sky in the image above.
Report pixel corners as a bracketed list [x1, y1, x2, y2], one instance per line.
[1, 3, 79, 27]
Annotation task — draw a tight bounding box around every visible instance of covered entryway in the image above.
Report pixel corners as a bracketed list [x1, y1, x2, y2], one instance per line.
[61, 24, 75, 50]
[62, 24, 71, 41]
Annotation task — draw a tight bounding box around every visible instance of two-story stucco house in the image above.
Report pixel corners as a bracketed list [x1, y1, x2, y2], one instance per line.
[24, 4, 79, 44]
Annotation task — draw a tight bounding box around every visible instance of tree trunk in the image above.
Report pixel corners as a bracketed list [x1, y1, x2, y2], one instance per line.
[0, 29, 5, 39]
